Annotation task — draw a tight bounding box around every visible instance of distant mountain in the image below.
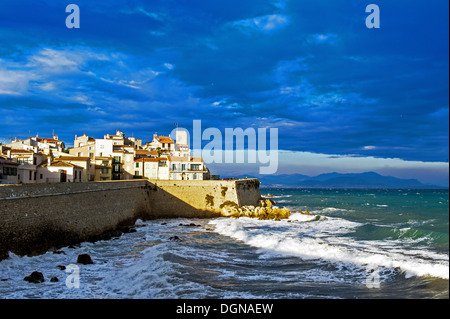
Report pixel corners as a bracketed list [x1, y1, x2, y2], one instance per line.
[234, 172, 447, 189]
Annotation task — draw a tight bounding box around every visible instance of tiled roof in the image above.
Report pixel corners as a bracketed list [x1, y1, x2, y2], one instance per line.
[0, 158, 19, 165]
[52, 161, 83, 168]
[33, 137, 63, 143]
[135, 158, 159, 162]
[8, 149, 34, 154]
[40, 161, 83, 168]
[58, 156, 90, 161]
[154, 136, 174, 144]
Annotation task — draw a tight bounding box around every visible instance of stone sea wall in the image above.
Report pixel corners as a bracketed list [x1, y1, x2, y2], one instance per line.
[0, 179, 263, 260]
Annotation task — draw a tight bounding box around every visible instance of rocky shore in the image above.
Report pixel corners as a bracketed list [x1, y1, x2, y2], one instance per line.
[220, 197, 293, 220]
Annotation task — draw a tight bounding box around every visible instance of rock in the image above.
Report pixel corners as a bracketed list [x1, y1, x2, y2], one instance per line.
[259, 198, 276, 209]
[50, 277, 59, 282]
[221, 206, 240, 217]
[169, 236, 182, 242]
[179, 223, 200, 227]
[52, 250, 66, 255]
[77, 253, 94, 265]
[24, 271, 44, 283]
[57, 265, 66, 270]
[121, 226, 136, 233]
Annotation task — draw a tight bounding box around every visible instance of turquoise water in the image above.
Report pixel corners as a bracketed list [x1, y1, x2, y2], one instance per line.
[264, 188, 449, 254]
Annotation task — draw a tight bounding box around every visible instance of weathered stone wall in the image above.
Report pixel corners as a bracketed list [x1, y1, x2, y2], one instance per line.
[0, 179, 261, 260]
[147, 179, 261, 218]
[0, 180, 152, 260]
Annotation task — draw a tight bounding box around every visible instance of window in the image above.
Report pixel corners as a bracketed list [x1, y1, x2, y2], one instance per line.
[2, 167, 17, 176]
[101, 168, 109, 174]
[158, 161, 167, 167]
[191, 164, 200, 171]
[136, 162, 139, 168]
[40, 174, 43, 179]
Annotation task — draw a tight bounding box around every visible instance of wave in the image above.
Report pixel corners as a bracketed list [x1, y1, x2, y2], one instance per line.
[209, 215, 449, 280]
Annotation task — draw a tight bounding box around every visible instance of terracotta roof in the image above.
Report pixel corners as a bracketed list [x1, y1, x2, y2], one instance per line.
[136, 149, 158, 156]
[0, 158, 19, 165]
[32, 137, 63, 143]
[154, 136, 174, 144]
[190, 157, 203, 163]
[41, 161, 83, 168]
[9, 149, 34, 154]
[135, 157, 159, 162]
[58, 156, 90, 161]
[167, 156, 203, 163]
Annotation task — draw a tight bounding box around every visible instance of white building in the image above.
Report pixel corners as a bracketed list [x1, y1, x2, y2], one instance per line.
[167, 155, 208, 180]
[38, 160, 83, 183]
[143, 135, 175, 153]
[4, 135, 65, 156]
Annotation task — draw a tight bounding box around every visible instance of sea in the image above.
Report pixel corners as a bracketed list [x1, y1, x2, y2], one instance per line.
[0, 188, 448, 299]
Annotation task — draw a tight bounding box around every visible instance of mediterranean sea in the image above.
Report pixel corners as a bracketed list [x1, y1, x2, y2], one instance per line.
[0, 188, 448, 299]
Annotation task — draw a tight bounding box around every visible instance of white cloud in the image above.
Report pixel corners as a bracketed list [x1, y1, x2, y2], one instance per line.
[164, 63, 174, 70]
[231, 14, 289, 33]
[0, 67, 35, 96]
[308, 33, 339, 45]
[121, 7, 163, 21]
[207, 150, 449, 185]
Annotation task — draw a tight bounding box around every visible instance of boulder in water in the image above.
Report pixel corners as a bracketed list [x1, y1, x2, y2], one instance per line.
[24, 271, 44, 283]
[77, 253, 94, 265]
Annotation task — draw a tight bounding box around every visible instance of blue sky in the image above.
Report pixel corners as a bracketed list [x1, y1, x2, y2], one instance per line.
[0, 0, 448, 185]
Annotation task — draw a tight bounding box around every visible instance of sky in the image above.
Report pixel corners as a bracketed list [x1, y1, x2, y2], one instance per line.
[0, 0, 448, 185]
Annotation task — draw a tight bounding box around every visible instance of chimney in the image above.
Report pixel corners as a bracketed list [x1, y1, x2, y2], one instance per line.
[47, 156, 52, 166]
[53, 135, 59, 140]
[6, 150, 11, 158]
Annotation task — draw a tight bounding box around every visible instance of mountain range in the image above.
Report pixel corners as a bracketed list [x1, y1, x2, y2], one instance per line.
[235, 172, 448, 189]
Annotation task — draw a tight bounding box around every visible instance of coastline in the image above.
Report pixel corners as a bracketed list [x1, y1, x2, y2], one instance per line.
[0, 178, 293, 261]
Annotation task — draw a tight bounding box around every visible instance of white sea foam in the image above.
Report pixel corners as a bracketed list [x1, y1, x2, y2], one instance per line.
[209, 215, 450, 280]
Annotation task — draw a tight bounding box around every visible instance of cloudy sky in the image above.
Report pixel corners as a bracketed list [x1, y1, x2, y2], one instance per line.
[0, 1, 448, 185]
